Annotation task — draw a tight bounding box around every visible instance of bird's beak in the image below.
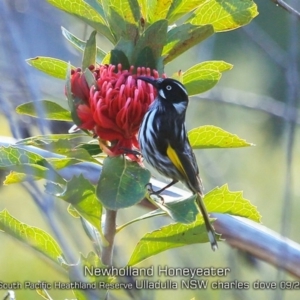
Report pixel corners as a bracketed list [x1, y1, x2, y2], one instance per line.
[137, 76, 158, 88]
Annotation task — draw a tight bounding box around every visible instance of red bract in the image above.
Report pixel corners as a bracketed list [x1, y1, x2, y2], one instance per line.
[70, 64, 161, 159]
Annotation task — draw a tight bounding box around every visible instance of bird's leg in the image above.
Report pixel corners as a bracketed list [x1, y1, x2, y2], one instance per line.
[146, 180, 178, 204]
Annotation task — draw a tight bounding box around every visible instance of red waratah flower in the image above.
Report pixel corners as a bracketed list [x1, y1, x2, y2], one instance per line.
[70, 64, 162, 159]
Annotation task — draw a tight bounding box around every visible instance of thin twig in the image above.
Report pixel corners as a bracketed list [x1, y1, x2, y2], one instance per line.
[272, 0, 300, 20]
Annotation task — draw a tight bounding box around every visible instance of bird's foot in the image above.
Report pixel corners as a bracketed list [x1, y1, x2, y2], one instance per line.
[145, 183, 165, 204]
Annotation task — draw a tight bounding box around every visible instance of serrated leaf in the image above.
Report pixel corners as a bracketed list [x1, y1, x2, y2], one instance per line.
[127, 215, 217, 266]
[47, 158, 83, 170]
[97, 156, 151, 210]
[16, 100, 72, 121]
[82, 31, 97, 70]
[183, 61, 233, 95]
[188, 125, 253, 149]
[26, 57, 74, 79]
[4, 165, 49, 184]
[204, 184, 261, 222]
[0, 146, 65, 185]
[188, 0, 259, 32]
[4, 172, 28, 185]
[45, 175, 103, 233]
[166, 0, 207, 23]
[101, 0, 140, 41]
[132, 20, 168, 71]
[127, 184, 261, 266]
[61, 27, 106, 62]
[0, 209, 64, 264]
[163, 24, 214, 64]
[47, 0, 115, 43]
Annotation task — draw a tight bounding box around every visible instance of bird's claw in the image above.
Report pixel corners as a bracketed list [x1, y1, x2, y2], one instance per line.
[145, 183, 165, 204]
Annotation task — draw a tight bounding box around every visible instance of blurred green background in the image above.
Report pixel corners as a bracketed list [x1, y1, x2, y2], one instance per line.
[0, 0, 300, 299]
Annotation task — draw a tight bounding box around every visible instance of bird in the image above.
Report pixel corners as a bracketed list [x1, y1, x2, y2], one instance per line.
[138, 76, 218, 251]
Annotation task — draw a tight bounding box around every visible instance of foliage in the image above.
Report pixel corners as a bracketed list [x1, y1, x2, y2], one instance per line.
[0, 0, 259, 299]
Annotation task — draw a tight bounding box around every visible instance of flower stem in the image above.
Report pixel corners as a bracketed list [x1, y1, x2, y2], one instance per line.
[102, 209, 117, 266]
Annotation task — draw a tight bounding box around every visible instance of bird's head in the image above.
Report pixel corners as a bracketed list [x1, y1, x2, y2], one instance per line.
[138, 77, 189, 114]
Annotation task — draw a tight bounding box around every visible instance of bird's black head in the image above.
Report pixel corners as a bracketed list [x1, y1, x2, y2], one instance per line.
[138, 77, 189, 104]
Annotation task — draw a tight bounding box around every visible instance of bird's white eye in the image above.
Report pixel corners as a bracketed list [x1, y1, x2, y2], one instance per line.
[166, 85, 172, 91]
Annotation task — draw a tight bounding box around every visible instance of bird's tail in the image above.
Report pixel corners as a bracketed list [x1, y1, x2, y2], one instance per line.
[196, 192, 218, 251]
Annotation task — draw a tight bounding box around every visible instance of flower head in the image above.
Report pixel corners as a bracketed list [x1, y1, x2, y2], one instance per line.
[69, 64, 161, 159]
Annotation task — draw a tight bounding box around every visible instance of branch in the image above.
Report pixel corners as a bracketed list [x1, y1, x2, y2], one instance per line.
[213, 213, 300, 278]
[271, 0, 300, 20]
[2, 138, 300, 278]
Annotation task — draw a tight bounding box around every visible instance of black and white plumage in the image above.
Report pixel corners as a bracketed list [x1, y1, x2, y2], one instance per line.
[138, 77, 217, 250]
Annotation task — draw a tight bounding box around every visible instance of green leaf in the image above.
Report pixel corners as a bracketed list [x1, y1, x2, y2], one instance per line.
[68, 252, 112, 300]
[188, 0, 259, 32]
[150, 194, 199, 224]
[183, 61, 233, 95]
[101, 52, 111, 65]
[47, 0, 115, 43]
[101, 0, 140, 41]
[77, 143, 102, 156]
[61, 27, 106, 63]
[163, 24, 214, 64]
[45, 175, 103, 234]
[204, 184, 261, 222]
[166, 0, 207, 23]
[188, 125, 254, 149]
[0, 146, 65, 185]
[26, 57, 74, 79]
[111, 37, 135, 66]
[4, 165, 50, 184]
[16, 100, 72, 121]
[97, 156, 151, 210]
[68, 205, 81, 218]
[0, 209, 64, 265]
[145, 0, 172, 23]
[47, 157, 83, 170]
[16, 133, 86, 146]
[127, 215, 216, 266]
[132, 20, 168, 71]
[116, 209, 165, 233]
[82, 31, 97, 70]
[127, 184, 261, 266]
[110, 49, 130, 70]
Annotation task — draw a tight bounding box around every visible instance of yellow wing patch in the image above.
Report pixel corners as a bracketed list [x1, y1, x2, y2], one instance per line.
[166, 144, 188, 180]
